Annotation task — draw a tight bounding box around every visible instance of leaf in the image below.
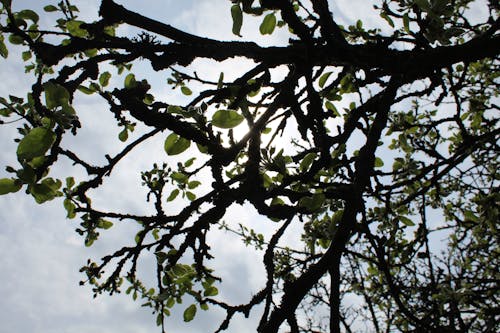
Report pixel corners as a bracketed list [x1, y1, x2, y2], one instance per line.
[166, 297, 175, 308]
[380, 12, 394, 27]
[66, 20, 88, 37]
[17, 127, 56, 161]
[319, 72, 332, 88]
[63, 199, 76, 218]
[270, 197, 285, 206]
[184, 157, 196, 167]
[231, 4, 243, 36]
[186, 191, 196, 201]
[203, 286, 218, 297]
[403, 13, 410, 33]
[124, 73, 137, 89]
[77, 85, 95, 95]
[398, 215, 415, 226]
[97, 219, 113, 229]
[44, 82, 70, 109]
[196, 143, 208, 154]
[181, 86, 192, 96]
[21, 50, 31, 61]
[99, 72, 111, 87]
[217, 72, 224, 89]
[183, 304, 197, 322]
[44, 5, 58, 12]
[157, 291, 170, 302]
[0, 178, 22, 195]
[164, 133, 191, 155]
[167, 189, 179, 202]
[18, 9, 39, 23]
[0, 37, 8, 58]
[29, 178, 61, 204]
[156, 313, 163, 327]
[8, 34, 24, 45]
[17, 165, 36, 184]
[187, 181, 201, 189]
[374, 157, 384, 168]
[118, 129, 128, 142]
[325, 101, 339, 117]
[171, 172, 188, 184]
[212, 109, 244, 129]
[260, 13, 277, 35]
[300, 152, 317, 172]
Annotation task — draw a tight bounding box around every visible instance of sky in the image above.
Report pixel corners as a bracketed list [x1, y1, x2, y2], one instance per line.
[2, 1, 488, 332]
[0, 1, 303, 332]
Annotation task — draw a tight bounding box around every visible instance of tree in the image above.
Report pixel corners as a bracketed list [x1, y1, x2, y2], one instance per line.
[0, 0, 498, 332]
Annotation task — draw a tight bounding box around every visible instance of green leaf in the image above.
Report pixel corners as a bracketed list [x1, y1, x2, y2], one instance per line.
[374, 157, 384, 168]
[17, 165, 36, 184]
[186, 191, 196, 201]
[203, 286, 218, 297]
[124, 73, 137, 89]
[18, 9, 39, 23]
[17, 127, 56, 161]
[166, 297, 175, 308]
[217, 72, 224, 89]
[403, 13, 410, 33]
[22, 50, 31, 61]
[164, 133, 191, 155]
[118, 128, 128, 142]
[260, 13, 277, 35]
[66, 20, 88, 37]
[0, 178, 22, 195]
[300, 152, 317, 172]
[184, 157, 196, 167]
[157, 291, 170, 302]
[212, 109, 244, 129]
[0, 38, 8, 58]
[171, 172, 188, 184]
[392, 159, 404, 170]
[196, 143, 208, 154]
[29, 178, 61, 204]
[152, 228, 159, 240]
[66, 176, 75, 189]
[231, 4, 243, 36]
[270, 197, 285, 206]
[77, 85, 95, 95]
[325, 101, 340, 116]
[398, 215, 415, 226]
[167, 189, 180, 202]
[44, 82, 70, 109]
[63, 199, 76, 218]
[8, 34, 24, 45]
[99, 72, 111, 87]
[319, 72, 332, 88]
[187, 181, 201, 189]
[181, 86, 192, 96]
[98, 219, 113, 229]
[380, 12, 394, 27]
[183, 304, 197, 322]
[44, 5, 58, 12]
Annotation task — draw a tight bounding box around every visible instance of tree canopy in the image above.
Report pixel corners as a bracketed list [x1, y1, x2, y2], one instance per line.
[0, 0, 498, 332]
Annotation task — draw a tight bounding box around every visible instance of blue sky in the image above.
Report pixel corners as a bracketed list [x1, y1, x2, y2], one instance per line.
[0, 1, 295, 332]
[3, 0, 486, 332]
